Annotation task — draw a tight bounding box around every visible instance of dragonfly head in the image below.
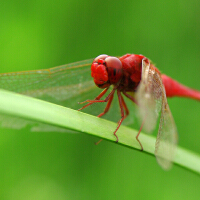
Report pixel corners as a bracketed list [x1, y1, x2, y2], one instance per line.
[91, 54, 123, 88]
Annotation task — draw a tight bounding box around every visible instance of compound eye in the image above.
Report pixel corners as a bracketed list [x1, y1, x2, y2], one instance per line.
[104, 57, 122, 84]
[105, 57, 122, 69]
[93, 54, 108, 63]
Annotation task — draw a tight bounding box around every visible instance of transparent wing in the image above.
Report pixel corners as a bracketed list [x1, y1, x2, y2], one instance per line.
[135, 58, 163, 133]
[0, 59, 99, 131]
[0, 59, 95, 104]
[0, 113, 76, 133]
[136, 58, 178, 169]
[155, 102, 178, 170]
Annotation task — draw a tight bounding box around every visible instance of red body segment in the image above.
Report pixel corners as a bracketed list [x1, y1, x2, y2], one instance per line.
[119, 54, 145, 91]
[161, 74, 200, 101]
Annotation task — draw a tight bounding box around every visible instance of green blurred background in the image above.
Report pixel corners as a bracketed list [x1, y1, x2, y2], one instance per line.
[0, 0, 200, 199]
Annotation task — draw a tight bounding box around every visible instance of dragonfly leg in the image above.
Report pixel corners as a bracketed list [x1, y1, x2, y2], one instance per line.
[78, 87, 115, 111]
[112, 90, 126, 143]
[79, 87, 116, 145]
[95, 91, 125, 145]
[95, 139, 103, 145]
[98, 92, 114, 117]
[123, 91, 144, 150]
[122, 91, 137, 104]
[136, 120, 145, 151]
[120, 93, 129, 119]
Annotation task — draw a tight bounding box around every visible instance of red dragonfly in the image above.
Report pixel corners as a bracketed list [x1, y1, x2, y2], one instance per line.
[78, 54, 200, 169]
[0, 54, 199, 169]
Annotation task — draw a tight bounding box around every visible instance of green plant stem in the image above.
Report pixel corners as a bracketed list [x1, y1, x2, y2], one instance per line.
[0, 89, 199, 174]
